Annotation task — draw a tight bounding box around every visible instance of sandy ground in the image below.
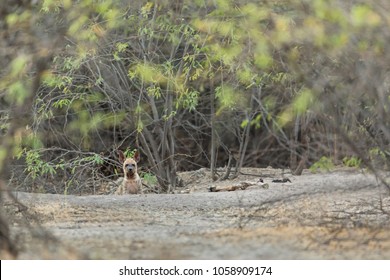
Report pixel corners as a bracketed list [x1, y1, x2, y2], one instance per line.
[3, 167, 390, 259]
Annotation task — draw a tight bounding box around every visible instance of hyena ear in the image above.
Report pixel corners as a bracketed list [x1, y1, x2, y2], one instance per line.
[133, 151, 140, 163]
[117, 150, 125, 163]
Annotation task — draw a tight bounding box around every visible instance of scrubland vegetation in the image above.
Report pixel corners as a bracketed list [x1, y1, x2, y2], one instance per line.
[1, 0, 390, 257]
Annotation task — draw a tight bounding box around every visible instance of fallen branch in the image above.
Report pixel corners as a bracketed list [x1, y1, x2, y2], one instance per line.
[209, 181, 269, 192]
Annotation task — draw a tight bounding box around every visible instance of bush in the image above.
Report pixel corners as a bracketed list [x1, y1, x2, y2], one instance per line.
[1, 0, 390, 194]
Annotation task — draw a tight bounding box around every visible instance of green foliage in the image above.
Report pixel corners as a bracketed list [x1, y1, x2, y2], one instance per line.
[342, 156, 362, 168]
[2, 0, 390, 193]
[141, 172, 158, 187]
[368, 148, 388, 168]
[310, 156, 335, 172]
[215, 85, 244, 113]
[369, 148, 386, 160]
[0, 148, 7, 173]
[241, 114, 262, 129]
[351, 4, 381, 27]
[124, 149, 137, 159]
[278, 88, 315, 127]
[19, 148, 106, 181]
[23, 150, 58, 179]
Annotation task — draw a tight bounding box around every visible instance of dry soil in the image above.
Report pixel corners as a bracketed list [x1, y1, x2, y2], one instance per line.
[4, 167, 390, 259]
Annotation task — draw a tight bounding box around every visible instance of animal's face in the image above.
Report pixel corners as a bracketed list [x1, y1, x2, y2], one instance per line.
[123, 158, 138, 177]
[118, 150, 140, 179]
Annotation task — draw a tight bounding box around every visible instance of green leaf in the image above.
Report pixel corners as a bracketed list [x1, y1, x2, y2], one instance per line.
[8, 81, 28, 105]
[351, 5, 381, 27]
[293, 88, 313, 115]
[240, 119, 249, 128]
[10, 55, 28, 77]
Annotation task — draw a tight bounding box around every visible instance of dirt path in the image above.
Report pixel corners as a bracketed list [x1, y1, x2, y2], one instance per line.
[4, 168, 390, 259]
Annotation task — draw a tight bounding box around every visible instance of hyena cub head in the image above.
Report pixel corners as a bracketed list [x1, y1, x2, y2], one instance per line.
[118, 150, 140, 180]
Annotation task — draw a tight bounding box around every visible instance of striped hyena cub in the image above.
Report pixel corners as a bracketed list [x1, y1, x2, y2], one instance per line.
[115, 150, 142, 194]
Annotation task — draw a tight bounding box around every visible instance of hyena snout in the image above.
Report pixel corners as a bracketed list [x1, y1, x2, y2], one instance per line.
[125, 163, 136, 173]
